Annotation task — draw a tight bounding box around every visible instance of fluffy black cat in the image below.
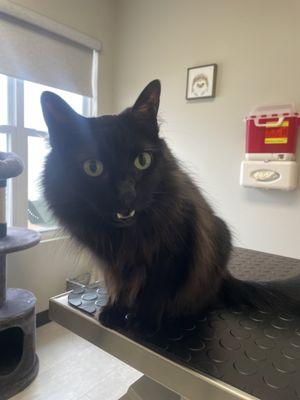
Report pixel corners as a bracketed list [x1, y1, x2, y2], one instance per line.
[41, 80, 297, 332]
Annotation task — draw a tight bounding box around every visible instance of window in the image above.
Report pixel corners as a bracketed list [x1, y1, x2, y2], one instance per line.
[0, 75, 8, 126]
[0, 73, 91, 232]
[0, 75, 8, 152]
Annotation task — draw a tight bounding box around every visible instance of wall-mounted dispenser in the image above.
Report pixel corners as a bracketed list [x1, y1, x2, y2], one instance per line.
[240, 104, 300, 190]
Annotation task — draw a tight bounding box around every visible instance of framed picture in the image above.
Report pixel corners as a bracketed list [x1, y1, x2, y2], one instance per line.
[186, 64, 217, 100]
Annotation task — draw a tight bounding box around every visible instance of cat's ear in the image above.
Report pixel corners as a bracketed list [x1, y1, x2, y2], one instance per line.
[41, 91, 81, 130]
[41, 91, 83, 148]
[132, 80, 161, 119]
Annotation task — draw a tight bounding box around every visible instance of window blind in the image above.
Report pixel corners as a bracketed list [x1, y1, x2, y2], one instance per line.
[0, 0, 101, 98]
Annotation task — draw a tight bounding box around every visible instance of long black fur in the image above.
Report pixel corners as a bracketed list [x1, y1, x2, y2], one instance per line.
[40, 80, 299, 332]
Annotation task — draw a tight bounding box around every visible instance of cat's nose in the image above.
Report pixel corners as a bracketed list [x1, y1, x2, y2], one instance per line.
[118, 180, 136, 206]
[123, 191, 136, 205]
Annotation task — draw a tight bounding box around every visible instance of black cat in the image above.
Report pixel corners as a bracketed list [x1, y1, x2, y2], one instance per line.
[41, 80, 298, 333]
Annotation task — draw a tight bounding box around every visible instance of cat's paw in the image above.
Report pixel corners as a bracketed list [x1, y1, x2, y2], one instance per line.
[98, 305, 127, 330]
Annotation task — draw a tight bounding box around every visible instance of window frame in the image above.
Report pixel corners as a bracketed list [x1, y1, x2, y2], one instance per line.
[0, 75, 91, 238]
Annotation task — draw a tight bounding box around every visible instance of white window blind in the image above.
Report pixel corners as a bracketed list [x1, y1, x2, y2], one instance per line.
[0, 0, 101, 98]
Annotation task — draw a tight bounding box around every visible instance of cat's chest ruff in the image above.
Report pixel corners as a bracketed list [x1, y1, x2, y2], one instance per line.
[111, 231, 160, 267]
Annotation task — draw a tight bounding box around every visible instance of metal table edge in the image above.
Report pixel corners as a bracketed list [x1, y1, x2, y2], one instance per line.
[49, 293, 258, 400]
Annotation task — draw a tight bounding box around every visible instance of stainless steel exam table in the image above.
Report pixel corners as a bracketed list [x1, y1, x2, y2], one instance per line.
[49, 248, 300, 400]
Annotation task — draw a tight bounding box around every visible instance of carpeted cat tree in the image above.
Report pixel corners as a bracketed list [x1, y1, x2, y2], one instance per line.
[0, 152, 40, 399]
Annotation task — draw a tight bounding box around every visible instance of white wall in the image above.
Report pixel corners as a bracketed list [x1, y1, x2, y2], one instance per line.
[6, 0, 116, 312]
[113, 0, 300, 259]
[7, 238, 97, 312]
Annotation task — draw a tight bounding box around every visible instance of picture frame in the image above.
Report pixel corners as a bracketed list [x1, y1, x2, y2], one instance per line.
[186, 64, 217, 100]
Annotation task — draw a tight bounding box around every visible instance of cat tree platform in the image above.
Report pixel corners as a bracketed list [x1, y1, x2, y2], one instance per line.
[49, 248, 300, 400]
[0, 227, 40, 399]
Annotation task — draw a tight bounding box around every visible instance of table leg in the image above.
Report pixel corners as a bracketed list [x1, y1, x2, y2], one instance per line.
[120, 376, 182, 400]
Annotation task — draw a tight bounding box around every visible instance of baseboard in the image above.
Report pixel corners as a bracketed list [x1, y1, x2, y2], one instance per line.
[36, 309, 50, 328]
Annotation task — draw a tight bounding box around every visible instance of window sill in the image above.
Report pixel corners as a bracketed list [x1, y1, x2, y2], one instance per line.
[38, 227, 70, 243]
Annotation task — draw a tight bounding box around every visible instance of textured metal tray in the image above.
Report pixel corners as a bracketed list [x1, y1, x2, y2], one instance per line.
[67, 247, 300, 400]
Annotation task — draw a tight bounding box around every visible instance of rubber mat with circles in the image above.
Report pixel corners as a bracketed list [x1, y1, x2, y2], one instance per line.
[68, 247, 300, 400]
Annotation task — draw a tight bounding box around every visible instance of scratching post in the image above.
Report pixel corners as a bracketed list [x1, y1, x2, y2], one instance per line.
[0, 180, 7, 238]
[0, 152, 40, 399]
[0, 253, 6, 308]
[0, 152, 24, 239]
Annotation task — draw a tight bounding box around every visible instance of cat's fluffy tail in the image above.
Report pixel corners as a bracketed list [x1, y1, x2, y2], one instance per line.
[220, 274, 300, 315]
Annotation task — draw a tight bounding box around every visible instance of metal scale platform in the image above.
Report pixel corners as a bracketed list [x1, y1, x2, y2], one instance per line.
[49, 248, 300, 400]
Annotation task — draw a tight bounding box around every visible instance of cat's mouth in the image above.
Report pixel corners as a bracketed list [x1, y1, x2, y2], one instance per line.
[113, 209, 136, 227]
[116, 210, 135, 220]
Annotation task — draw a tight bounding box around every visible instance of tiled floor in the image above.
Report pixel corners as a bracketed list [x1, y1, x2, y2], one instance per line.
[12, 322, 142, 400]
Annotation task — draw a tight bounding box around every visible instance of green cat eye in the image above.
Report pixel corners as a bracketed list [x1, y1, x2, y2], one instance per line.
[83, 159, 103, 177]
[134, 152, 152, 170]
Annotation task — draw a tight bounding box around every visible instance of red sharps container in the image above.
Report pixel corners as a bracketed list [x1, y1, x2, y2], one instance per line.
[240, 104, 300, 190]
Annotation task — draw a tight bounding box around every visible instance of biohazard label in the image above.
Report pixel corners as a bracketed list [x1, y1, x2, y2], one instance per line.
[264, 120, 289, 144]
[265, 137, 288, 144]
[265, 121, 289, 128]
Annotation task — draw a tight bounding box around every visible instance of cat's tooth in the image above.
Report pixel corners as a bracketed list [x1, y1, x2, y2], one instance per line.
[117, 210, 135, 219]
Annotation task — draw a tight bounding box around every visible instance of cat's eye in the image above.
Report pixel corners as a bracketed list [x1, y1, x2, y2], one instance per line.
[134, 152, 152, 170]
[83, 159, 103, 177]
